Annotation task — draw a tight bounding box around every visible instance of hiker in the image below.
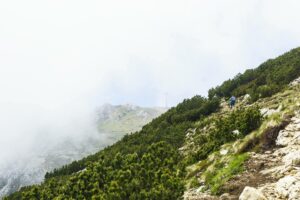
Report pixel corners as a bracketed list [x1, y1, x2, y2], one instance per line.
[229, 96, 236, 109]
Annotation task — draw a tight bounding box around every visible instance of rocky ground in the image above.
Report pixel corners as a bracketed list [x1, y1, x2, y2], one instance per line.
[184, 111, 300, 200]
[184, 82, 300, 200]
[239, 114, 300, 200]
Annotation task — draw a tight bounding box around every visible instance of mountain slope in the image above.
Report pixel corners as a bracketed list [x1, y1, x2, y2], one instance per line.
[5, 47, 300, 200]
[209, 47, 300, 100]
[96, 104, 167, 136]
[184, 83, 300, 199]
[0, 104, 165, 198]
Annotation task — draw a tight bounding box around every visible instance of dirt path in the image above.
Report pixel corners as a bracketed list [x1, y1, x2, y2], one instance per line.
[238, 114, 300, 199]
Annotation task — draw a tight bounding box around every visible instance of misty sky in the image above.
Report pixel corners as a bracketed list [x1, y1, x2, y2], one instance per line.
[1, 0, 300, 168]
[1, 0, 300, 109]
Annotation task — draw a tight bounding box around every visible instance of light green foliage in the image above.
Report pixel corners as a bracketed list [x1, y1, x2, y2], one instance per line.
[204, 154, 249, 195]
[190, 177, 200, 188]
[187, 106, 262, 162]
[209, 47, 300, 101]
[5, 142, 185, 200]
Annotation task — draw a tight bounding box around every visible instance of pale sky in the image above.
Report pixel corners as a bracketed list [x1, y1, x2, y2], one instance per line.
[1, 0, 300, 109]
[1, 0, 300, 167]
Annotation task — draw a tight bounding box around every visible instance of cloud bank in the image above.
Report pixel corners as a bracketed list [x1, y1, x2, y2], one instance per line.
[1, 0, 300, 108]
[0, 0, 300, 179]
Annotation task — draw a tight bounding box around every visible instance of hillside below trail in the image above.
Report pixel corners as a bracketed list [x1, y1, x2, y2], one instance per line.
[184, 81, 300, 200]
[238, 113, 300, 200]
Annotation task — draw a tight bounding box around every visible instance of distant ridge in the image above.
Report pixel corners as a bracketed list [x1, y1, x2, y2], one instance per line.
[96, 104, 168, 134]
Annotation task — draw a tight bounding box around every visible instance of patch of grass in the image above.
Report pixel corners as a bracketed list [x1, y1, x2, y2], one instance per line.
[186, 159, 210, 179]
[238, 135, 260, 153]
[204, 153, 249, 195]
[237, 114, 292, 153]
[235, 110, 285, 154]
[190, 177, 201, 188]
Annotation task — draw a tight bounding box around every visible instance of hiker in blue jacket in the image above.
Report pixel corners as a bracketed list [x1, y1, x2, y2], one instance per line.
[229, 96, 236, 109]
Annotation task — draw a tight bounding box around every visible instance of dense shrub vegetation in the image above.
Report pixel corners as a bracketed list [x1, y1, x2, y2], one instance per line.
[8, 142, 185, 200]
[5, 99, 262, 200]
[5, 47, 300, 199]
[208, 48, 300, 101]
[190, 106, 262, 162]
[6, 96, 220, 200]
[44, 96, 220, 179]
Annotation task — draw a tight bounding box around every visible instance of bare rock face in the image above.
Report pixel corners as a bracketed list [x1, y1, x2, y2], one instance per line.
[289, 77, 300, 86]
[243, 94, 251, 101]
[260, 107, 279, 117]
[239, 187, 267, 200]
[276, 130, 293, 146]
[219, 193, 237, 200]
[275, 175, 300, 199]
[220, 149, 228, 155]
[183, 190, 219, 200]
[240, 112, 300, 200]
[282, 150, 300, 166]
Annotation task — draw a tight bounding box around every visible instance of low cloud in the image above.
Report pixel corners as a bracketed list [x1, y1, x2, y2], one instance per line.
[0, 0, 300, 183]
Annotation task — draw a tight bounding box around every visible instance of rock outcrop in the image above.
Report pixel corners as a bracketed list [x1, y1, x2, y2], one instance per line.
[289, 77, 300, 86]
[240, 114, 300, 200]
[239, 187, 267, 200]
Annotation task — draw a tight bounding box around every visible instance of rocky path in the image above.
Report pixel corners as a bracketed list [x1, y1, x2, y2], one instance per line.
[184, 112, 300, 200]
[240, 114, 300, 200]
